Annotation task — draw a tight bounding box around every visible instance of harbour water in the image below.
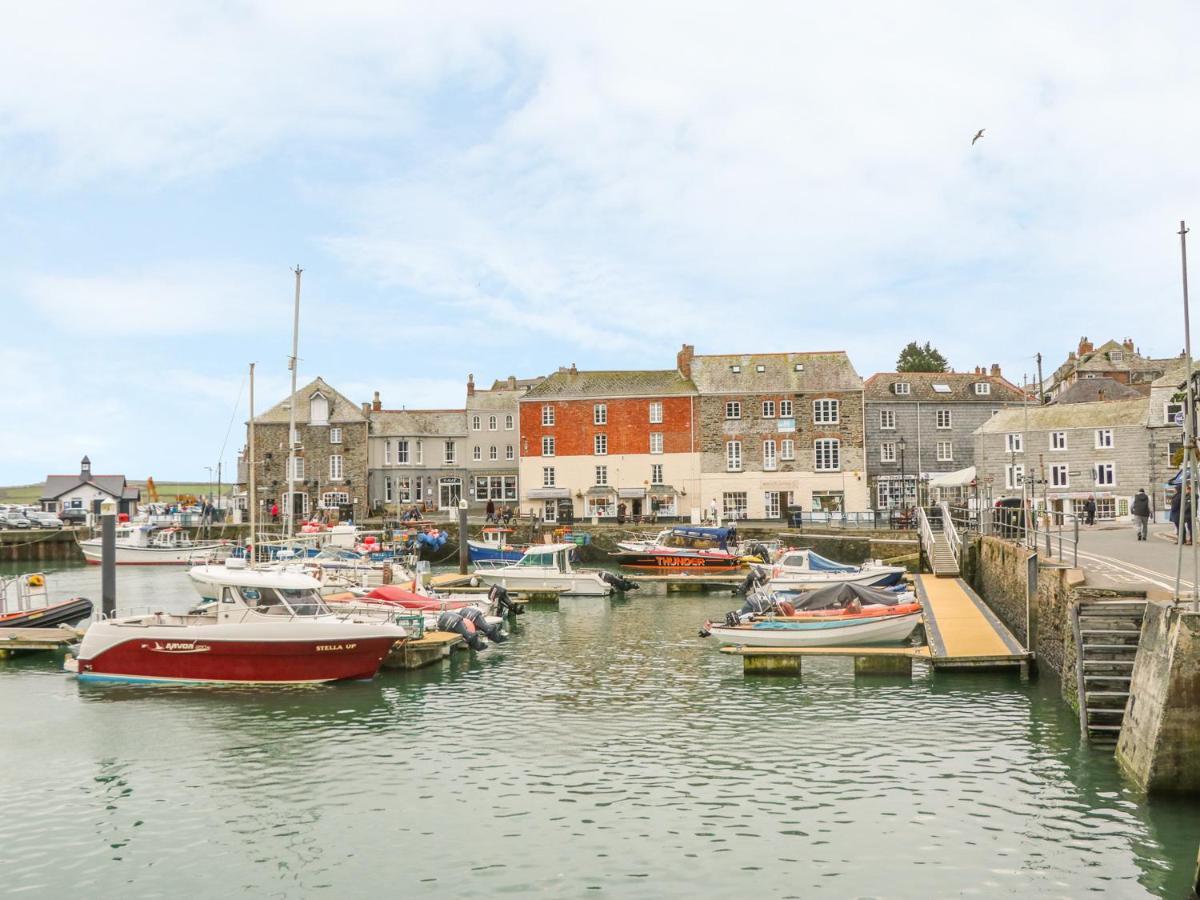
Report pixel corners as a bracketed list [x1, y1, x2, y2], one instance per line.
[1, 563, 1196, 897]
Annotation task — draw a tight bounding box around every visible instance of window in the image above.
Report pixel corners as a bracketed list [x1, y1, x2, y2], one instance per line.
[397, 440, 410, 465]
[505, 445, 514, 460]
[779, 400, 793, 417]
[321, 491, 349, 509]
[936, 441, 953, 462]
[726, 440, 743, 472]
[1005, 464, 1025, 489]
[815, 439, 840, 471]
[762, 400, 776, 418]
[489, 445, 498, 461]
[1051, 431, 1067, 451]
[935, 409, 952, 429]
[649, 402, 663, 424]
[594, 404, 608, 425]
[755, 364, 765, 373]
[975, 383, 991, 395]
[1095, 462, 1115, 486]
[384, 476, 393, 503]
[932, 384, 951, 394]
[813, 399, 840, 424]
[289, 427, 301, 449]
[764, 491, 781, 519]
[894, 382, 911, 395]
[384, 440, 392, 465]
[594, 433, 608, 455]
[395, 478, 412, 502]
[880, 409, 895, 430]
[488, 415, 497, 431]
[1051, 464, 1069, 488]
[726, 401, 741, 419]
[542, 436, 555, 456]
[595, 465, 608, 486]
[329, 454, 344, 480]
[763, 439, 777, 471]
[472, 445, 481, 461]
[881, 441, 897, 463]
[309, 393, 329, 426]
[1095, 429, 1114, 449]
[505, 415, 514, 430]
[289, 456, 305, 480]
[780, 439, 794, 460]
[543, 499, 557, 522]
[443, 441, 456, 465]
[722, 492, 748, 520]
[472, 415, 481, 431]
[730, 365, 741, 374]
[650, 432, 663, 454]
[651, 464, 664, 484]
[1165, 402, 1185, 425]
[415, 441, 423, 465]
[1006, 433, 1023, 453]
[330, 427, 342, 444]
[541, 405, 555, 426]
[503, 477, 517, 500]
[542, 467, 556, 487]
[1110, 350, 1124, 363]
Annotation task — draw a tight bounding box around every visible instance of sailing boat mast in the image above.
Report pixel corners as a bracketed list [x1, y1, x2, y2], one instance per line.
[248, 362, 256, 569]
[285, 266, 303, 539]
[1174, 223, 1197, 608]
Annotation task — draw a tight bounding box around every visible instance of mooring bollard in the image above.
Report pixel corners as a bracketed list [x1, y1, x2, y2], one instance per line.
[100, 499, 116, 617]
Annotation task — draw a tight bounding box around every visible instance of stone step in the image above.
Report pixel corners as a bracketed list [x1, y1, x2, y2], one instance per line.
[1084, 690, 1131, 701]
[1081, 643, 1141, 652]
[1086, 707, 1126, 717]
[1083, 674, 1132, 685]
[1082, 659, 1135, 669]
[1080, 628, 1141, 636]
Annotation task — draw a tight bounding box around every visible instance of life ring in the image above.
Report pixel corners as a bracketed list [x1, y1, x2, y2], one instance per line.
[27, 574, 45, 587]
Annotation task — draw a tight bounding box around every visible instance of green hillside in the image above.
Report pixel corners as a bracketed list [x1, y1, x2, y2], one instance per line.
[0, 481, 217, 506]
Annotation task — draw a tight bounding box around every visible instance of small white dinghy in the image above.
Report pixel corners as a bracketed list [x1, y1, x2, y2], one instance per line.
[704, 611, 922, 648]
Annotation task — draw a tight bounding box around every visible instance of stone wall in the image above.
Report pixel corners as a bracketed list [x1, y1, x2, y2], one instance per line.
[966, 535, 1035, 650]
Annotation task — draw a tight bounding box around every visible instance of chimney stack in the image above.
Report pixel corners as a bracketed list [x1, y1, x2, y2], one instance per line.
[569, 363, 577, 374]
[990, 363, 1001, 377]
[1123, 337, 1135, 353]
[507, 375, 517, 389]
[467, 374, 475, 397]
[372, 391, 382, 412]
[1079, 336, 1094, 356]
[361, 401, 371, 416]
[1098, 388, 1106, 401]
[677, 343, 695, 378]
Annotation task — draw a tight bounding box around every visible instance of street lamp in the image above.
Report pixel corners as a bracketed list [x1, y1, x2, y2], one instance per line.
[898, 436, 908, 511]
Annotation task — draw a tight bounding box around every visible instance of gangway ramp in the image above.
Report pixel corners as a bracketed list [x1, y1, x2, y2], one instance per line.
[914, 575, 1029, 670]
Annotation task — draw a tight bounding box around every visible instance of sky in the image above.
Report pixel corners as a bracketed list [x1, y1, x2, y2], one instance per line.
[3, 2, 1200, 485]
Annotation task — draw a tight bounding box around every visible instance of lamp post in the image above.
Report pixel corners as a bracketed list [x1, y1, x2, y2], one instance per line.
[898, 436, 908, 513]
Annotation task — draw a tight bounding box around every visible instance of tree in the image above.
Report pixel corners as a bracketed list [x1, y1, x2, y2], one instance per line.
[896, 341, 949, 373]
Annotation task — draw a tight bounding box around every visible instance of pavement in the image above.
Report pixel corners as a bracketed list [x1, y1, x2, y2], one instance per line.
[1050, 521, 1200, 592]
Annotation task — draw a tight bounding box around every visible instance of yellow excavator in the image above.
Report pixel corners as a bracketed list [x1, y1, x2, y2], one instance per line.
[145, 477, 160, 503]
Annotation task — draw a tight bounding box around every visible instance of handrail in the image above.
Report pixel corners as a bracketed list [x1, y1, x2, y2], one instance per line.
[938, 501, 962, 562]
[915, 507, 936, 563]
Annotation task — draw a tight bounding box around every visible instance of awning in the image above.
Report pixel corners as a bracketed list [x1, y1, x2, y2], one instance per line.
[585, 486, 615, 496]
[649, 485, 677, 497]
[928, 466, 977, 489]
[527, 488, 570, 500]
[617, 487, 645, 499]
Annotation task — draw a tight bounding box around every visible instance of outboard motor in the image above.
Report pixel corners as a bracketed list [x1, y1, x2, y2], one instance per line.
[459, 606, 507, 643]
[436, 610, 488, 651]
[488, 583, 523, 617]
[600, 571, 639, 592]
[732, 568, 769, 596]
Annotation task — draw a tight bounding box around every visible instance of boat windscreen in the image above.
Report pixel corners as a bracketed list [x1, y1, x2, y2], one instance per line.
[279, 588, 329, 616]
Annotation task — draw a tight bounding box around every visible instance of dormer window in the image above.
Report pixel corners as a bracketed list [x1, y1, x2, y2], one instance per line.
[794, 363, 804, 372]
[309, 393, 329, 426]
[894, 382, 911, 396]
[730, 365, 741, 373]
[1110, 350, 1124, 363]
[755, 364, 765, 373]
[975, 383, 991, 395]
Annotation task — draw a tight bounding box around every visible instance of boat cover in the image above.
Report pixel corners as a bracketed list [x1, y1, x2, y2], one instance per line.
[805, 551, 858, 573]
[669, 526, 733, 547]
[789, 582, 905, 611]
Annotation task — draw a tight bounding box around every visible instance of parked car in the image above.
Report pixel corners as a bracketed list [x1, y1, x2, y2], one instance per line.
[25, 511, 64, 529]
[0, 511, 33, 529]
[59, 508, 89, 526]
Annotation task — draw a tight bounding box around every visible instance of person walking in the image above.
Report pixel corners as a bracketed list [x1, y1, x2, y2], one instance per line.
[1131, 488, 1151, 541]
[1170, 488, 1182, 537]
[270, 501, 279, 523]
[616, 502, 627, 525]
[1083, 495, 1096, 527]
[485, 498, 496, 523]
[1186, 490, 1194, 545]
[709, 498, 719, 526]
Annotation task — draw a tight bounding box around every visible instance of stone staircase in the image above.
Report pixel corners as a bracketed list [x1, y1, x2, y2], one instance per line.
[929, 533, 960, 577]
[1072, 599, 1147, 744]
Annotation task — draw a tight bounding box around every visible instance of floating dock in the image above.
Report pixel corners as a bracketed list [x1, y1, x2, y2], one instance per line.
[383, 630, 466, 670]
[721, 574, 1029, 677]
[0, 627, 82, 657]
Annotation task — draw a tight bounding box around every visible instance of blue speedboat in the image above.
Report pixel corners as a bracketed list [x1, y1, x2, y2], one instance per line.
[467, 527, 526, 564]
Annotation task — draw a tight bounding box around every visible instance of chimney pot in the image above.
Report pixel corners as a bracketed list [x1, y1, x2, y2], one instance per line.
[677, 342, 695, 378]
[361, 401, 371, 416]
[1078, 336, 1094, 356]
[990, 363, 1001, 377]
[507, 375, 517, 389]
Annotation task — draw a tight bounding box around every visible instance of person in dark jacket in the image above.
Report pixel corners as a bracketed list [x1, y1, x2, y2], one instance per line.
[1083, 496, 1097, 527]
[485, 499, 496, 523]
[1131, 488, 1151, 541]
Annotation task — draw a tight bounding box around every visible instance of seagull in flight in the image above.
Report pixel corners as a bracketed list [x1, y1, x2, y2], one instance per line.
[971, 128, 985, 146]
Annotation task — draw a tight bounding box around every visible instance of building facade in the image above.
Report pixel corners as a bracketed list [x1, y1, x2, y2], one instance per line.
[683, 345, 868, 519]
[864, 367, 1026, 509]
[39, 456, 140, 519]
[248, 378, 370, 522]
[973, 398, 1151, 521]
[366, 396, 467, 514]
[463, 374, 540, 513]
[1045, 337, 1176, 402]
[1146, 361, 1190, 516]
[518, 367, 700, 523]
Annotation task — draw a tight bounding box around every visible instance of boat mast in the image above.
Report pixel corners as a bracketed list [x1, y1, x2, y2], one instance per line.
[285, 265, 303, 540]
[248, 361, 257, 569]
[1174, 222, 1196, 608]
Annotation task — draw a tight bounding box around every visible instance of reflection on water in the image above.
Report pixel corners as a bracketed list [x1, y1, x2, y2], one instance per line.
[0, 563, 1196, 897]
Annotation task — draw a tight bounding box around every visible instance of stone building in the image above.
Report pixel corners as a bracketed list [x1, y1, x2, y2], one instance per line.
[973, 397, 1151, 521]
[39, 455, 140, 519]
[1145, 360, 1191, 516]
[464, 374, 541, 513]
[682, 345, 867, 518]
[863, 367, 1027, 509]
[365, 393, 467, 514]
[518, 366, 700, 522]
[249, 377, 369, 522]
[1045, 337, 1177, 402]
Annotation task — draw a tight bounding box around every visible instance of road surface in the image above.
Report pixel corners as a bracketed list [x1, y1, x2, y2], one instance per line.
[1051, 521, 1200, 592]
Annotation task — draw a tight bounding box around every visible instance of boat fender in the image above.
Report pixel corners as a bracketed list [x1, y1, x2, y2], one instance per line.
[27, 574, 45, 587]
[776, 600, 796, 617]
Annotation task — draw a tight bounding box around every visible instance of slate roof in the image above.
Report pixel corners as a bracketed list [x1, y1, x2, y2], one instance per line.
[40, 473, 137, 501]
[522, 370, 697, 400]
[975, 398, 1149, 434]
[688, 352, 860, 394]
[1053, 338, 1176, 381]
[1052, 377, 1145, 405]
[253, 377, 367, 425]
[469, 386, 536, 411]
[864, 371, 1027, 402]
[370, 409, 466, 437]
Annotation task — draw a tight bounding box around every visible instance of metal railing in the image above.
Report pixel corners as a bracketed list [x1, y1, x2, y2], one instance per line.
[974, 505, 1079, 567]
[915, 507, 936, 563]
[939, 501, 962, 563]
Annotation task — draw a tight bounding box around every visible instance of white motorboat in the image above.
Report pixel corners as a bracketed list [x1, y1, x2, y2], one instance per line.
[79, 524, 231, 566]
[72, 558, 407, 684]
[750, 549, 906, 591]
[704, 610, 922, 648]
[615, 529, 673, 553]
[474, 543, 619, 596]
